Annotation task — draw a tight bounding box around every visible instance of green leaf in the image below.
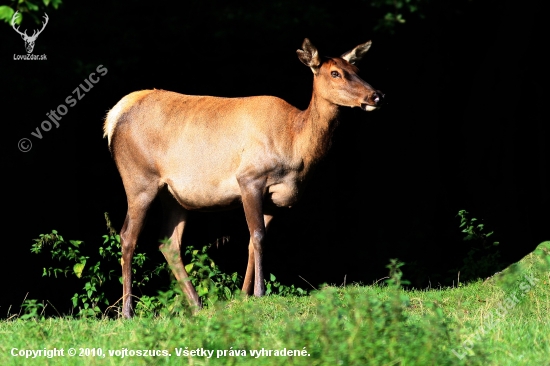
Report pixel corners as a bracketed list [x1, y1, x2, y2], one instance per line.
[51, 0, 62, 9]
[197, 286, 208, 297]
[0, 6, 14, 23]
[185, 263, 194, 272]
[70, 240, 83, 247]
[71, 293, 79, 308]
[26, 1, 40, 11]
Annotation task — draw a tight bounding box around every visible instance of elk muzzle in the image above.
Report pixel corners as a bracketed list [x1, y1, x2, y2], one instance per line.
[361, 90, 385, 111]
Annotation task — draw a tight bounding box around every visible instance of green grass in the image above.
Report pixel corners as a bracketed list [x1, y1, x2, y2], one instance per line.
[2, 241, 549, 365]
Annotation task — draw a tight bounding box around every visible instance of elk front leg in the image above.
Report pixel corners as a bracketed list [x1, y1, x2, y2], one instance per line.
[239, 177, 267, 297]
[242, 214, 273, 295]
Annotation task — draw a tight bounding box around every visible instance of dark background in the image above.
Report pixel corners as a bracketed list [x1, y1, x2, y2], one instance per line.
[1, 0, 548, 316]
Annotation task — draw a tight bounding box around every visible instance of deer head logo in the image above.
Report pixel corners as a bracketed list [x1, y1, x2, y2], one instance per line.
[11, 11, 49, 54]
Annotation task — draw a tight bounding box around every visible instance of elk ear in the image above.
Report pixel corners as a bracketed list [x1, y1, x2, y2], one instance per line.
[341, 40, 372, 65]
[297, 38, 321, 74]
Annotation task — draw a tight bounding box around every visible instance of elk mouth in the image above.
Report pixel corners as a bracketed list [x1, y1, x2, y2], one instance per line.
[361, 103, 378, 112]
[360, 91, 384, 111]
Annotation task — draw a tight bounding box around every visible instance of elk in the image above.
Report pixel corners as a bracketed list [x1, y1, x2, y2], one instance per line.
[11, 11, 49, 54]
[104, 38, 384, 318]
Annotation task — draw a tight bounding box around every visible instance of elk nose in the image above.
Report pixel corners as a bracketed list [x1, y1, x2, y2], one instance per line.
[372, 91, 384, 106]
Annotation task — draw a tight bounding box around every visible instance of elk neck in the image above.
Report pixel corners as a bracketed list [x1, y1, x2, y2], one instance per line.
[292, 90, 341, 167]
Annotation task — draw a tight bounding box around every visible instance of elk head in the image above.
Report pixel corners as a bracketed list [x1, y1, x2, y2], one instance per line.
[11, 11, 49, 54]
[297, 38, 384, 111]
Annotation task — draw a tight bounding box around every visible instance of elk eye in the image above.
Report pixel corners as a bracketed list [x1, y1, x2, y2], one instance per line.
[331, 71, 340, 78]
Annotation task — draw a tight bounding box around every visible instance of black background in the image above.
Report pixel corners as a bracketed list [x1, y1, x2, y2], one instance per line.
[1, 0, 548, 315]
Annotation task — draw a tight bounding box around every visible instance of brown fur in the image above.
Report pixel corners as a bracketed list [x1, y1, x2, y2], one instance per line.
[105, 38, 384, 318]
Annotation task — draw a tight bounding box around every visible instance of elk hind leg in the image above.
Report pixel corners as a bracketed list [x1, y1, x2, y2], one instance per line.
[158, 191, 201, 310]
[121, 189, 157, 319]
